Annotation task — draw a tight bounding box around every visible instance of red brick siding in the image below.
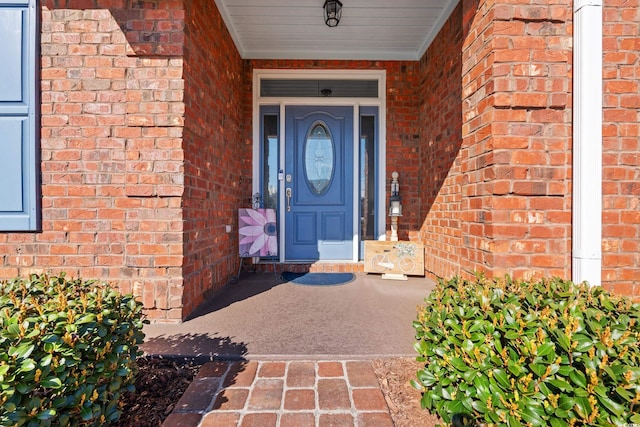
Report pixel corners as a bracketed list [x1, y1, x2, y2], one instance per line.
[602, 0, 640, 297]
[181, 0, 246, 316]
[458, 1, 573, 281]
[26, 0, 247, 321]
[116, 0, 184, 56]
[44, 0, 184, 56]
[458, 0, 498, 277]
[418, 3, 464, 279]
[0, 1, 187, 322]
[387, 62, 422, 241]
[245, 60, 422, 240]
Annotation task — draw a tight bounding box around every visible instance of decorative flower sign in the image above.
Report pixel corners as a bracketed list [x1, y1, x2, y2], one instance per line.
[238, 208, 278, 257]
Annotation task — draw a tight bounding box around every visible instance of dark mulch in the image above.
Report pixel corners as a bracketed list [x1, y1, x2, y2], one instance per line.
[116, 357, 201, 427]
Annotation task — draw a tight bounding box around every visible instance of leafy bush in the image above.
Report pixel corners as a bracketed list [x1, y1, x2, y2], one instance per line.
[0, 273, 145, 426]
[413, 276, 640, 427]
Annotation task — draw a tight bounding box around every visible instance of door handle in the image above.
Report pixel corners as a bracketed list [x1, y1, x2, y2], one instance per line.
[286, 188, 292, 212]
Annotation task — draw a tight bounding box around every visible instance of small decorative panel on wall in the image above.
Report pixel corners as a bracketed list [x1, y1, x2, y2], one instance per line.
[364, 241, 425, 276]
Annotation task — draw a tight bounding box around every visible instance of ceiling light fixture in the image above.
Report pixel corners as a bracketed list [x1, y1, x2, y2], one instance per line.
[323, 0, 343, 27]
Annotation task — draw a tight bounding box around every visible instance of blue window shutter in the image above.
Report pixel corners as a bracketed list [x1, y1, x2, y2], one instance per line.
[0, 0, 40, 231]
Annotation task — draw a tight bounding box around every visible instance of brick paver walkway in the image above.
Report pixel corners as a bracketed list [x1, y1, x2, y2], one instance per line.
[162, 360, 394, 427]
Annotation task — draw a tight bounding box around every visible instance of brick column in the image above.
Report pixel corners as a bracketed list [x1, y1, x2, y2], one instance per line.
[601, 0, 640, 297]
[33, 0, 187, 322]
[460, 1, 573, 279]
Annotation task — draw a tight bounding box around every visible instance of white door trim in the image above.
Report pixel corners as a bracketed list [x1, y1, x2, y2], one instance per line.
[252, 69, 387, 262]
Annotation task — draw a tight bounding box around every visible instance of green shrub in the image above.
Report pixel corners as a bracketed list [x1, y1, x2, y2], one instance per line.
[0, 273, 146, 426]
[413, 276, 640, 427]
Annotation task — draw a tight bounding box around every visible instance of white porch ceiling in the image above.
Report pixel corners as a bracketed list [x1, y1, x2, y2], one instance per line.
[213, 0, 460, 61]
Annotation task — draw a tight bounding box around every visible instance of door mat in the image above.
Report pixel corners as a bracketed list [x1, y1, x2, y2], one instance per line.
[280, 272, 355, 286]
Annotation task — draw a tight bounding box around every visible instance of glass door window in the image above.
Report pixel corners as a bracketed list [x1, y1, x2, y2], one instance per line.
[261, 108, 279, 210]
[359, 108, 378, 258]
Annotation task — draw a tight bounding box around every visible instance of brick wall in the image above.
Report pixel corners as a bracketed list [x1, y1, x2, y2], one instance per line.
[245, 60, 422, 240]
[425, 0, 638, 298]
[181, 0, 246, 315]
[387, 62, 423, 240]
[44, 0, 184, 56]
[457, 0, 573, 281]
[29, 0, 247, 321]
[602, 0, 640, 297]
[418, 3, 464, 279]
[0, 0, 187, 322]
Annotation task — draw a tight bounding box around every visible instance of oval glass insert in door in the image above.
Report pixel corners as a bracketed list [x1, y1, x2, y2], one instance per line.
[304, 122, 335, 195]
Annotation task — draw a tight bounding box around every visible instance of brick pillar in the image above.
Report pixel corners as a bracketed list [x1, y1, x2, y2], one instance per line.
[600, 1, 640, 298]
[460, 1, 573, 279]
[34, 0, 186, 322]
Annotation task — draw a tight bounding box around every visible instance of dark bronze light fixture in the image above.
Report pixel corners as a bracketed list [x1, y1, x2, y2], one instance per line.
[323, 0, 343, 27]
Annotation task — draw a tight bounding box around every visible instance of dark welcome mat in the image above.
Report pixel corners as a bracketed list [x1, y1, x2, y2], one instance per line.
[280, 272, 355, 286]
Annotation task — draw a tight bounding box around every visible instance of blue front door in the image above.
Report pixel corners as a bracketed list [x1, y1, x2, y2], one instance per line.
[284, 106, 354, 261]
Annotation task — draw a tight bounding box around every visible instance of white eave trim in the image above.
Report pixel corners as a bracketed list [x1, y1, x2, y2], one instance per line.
[417, 0, 461, 60]
[214, 0, 247, 57]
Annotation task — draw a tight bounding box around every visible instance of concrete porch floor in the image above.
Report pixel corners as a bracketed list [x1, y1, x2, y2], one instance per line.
[142, 272, 436, 360]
